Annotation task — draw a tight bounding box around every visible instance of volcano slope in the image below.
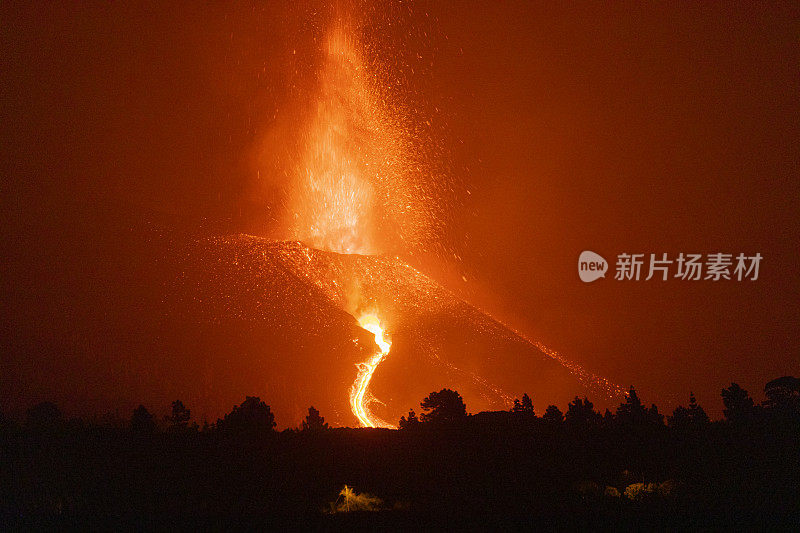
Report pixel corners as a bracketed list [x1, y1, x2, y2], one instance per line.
[169, 234, 618, 427]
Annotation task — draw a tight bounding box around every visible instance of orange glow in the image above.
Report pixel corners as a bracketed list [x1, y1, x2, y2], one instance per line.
[284, 21, 436, 426]
[288, 26, 374, 254]
[350, 313, 395, 428]
[286, 22, 432, 256]
[274, 19, 624, 427]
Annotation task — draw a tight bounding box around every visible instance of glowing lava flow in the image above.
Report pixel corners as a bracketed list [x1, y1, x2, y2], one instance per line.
[350, 314, 395, 428]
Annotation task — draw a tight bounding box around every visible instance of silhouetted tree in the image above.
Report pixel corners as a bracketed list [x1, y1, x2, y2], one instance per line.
[668, 392, 709, 430]
[398, 409, 420, 429]
[721, 383, 755, 424]
[217, 396, 276, 434]
[614, 387, 663, 428]
[130, 405, 157, 435]
[542, 405, 564, 424]
[420, 389, 467, 424]
[566, 396, 600, 429]
[686, 392, 708, 421]
[616, 387, 647, 424]
[512, 393, 535, 415]
[647, 403, 665, 426]
[669, 403, 691, 430]
[4, 375, 800, 527]
[165, 400, 191, 431]
[300, 406, 329, 432]
[26, 401, 62, 432]
[763, 376, 800, 411]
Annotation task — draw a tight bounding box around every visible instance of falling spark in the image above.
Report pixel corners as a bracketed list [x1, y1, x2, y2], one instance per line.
[350, 313, 395, 428]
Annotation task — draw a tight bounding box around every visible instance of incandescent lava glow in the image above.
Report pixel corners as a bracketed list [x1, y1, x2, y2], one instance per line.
[284, 20, 433, 427]
[289, 26, 374, 254]
[285, 20, 434, 257]
[350, 314, 395, 428]
[262, 14, 623, 427]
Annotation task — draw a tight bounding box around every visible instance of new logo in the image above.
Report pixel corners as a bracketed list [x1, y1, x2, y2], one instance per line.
[579, 251, 608, 282]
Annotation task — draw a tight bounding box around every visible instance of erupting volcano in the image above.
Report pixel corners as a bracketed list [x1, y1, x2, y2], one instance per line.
[211, 17, 623, 427]
[172, 235, 622, 428]
[0, 15, 624, 428]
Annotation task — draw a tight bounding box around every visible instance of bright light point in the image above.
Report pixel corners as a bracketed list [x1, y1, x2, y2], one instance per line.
[358, 314, 391, 354]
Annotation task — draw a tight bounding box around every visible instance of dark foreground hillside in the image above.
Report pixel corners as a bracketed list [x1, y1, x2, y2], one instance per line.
[1, 382, 798, 530]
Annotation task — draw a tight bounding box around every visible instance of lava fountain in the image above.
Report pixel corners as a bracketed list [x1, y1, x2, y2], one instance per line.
[286, 21, 432, 257]
[350, 314, 395, 428]
[284, 20, 429, 427]
[287, 25, 375, 255]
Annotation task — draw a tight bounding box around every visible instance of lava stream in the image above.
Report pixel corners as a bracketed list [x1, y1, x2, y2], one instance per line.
[350, 314, 395, 428]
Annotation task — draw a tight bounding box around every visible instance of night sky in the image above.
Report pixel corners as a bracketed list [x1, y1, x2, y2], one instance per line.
[3, 2, 798, 419]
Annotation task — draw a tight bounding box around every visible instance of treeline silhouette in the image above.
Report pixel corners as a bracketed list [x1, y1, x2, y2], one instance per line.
[1, 377, 798, 529]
